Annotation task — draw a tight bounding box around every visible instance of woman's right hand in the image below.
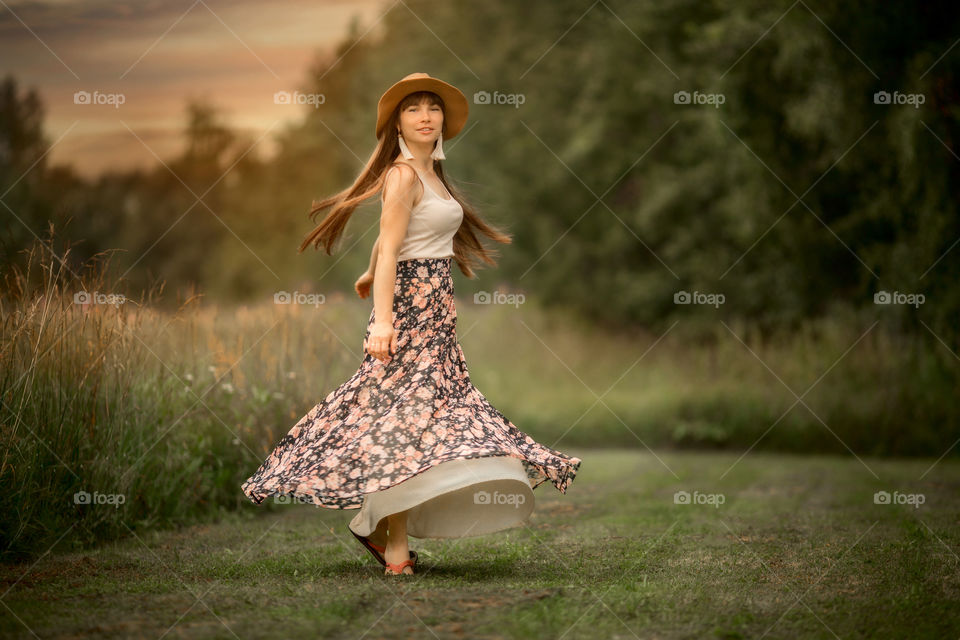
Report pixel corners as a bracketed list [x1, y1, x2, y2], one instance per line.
[354, 270, 374, 298]
[364, 321, 397, 362]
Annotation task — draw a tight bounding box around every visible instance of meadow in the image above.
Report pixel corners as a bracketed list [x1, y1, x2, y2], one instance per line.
[1, 449, 957, 638]
[1, 238, 955, 564]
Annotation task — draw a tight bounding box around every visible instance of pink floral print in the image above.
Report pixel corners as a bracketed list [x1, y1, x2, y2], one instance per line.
[242, 257, 582, 509]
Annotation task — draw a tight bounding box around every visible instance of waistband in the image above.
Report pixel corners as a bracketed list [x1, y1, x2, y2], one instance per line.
[396, 257, 452, 279]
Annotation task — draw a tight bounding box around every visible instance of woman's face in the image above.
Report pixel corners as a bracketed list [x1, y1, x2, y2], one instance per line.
[397, 99, 444, 143]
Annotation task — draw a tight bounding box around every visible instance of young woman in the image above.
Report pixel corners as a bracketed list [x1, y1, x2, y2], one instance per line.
[242, 73, 582, 576]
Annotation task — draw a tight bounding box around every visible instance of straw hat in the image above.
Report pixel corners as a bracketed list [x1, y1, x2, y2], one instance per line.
[375, 72, 469, 140]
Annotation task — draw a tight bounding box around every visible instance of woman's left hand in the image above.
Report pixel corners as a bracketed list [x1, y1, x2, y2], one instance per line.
[354, 270, 374, 298]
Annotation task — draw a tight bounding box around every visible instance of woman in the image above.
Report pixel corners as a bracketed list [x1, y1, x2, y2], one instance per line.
[241, 72, 582, 576]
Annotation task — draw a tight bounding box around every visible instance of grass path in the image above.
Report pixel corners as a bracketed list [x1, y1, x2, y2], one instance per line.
[1, 449, 958, 639]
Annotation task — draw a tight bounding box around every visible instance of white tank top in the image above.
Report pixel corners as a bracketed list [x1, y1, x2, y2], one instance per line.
[381, 163, 464, 262]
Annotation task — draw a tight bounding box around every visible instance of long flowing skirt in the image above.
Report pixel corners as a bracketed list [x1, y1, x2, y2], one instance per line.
[240, 257, 582, 538]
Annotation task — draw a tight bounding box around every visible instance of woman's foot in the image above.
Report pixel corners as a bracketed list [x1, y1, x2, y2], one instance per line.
[383, 542, 414, 575]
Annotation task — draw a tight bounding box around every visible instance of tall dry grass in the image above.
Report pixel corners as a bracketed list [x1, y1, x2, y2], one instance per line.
[0, 229, 364, 560]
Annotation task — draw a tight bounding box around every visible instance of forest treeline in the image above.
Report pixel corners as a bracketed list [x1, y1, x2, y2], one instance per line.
[1, 0, 958, 345]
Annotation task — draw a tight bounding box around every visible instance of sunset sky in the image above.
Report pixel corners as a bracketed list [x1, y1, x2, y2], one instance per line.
[0, 0, 386, 178]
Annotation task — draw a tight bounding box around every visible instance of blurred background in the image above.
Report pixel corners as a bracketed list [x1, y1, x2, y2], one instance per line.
[1, 0, 958, 560]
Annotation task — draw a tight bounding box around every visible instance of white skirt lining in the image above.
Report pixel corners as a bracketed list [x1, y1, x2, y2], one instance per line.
[348, 455, 535, 539]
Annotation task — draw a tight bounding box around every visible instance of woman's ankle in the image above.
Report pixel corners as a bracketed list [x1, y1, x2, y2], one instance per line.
[385, 536, 408, 551]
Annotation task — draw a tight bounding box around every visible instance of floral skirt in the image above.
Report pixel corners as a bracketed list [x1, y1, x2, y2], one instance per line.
[241, 257, 582, 537]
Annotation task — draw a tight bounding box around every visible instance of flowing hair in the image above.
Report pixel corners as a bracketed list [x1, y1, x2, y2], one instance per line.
[298, 90, 511, 279]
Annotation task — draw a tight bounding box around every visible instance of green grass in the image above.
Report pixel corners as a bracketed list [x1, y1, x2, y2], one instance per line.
[2, 449, 957, 639]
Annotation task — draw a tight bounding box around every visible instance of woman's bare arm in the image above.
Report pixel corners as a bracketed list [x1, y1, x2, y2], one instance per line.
[372, 164, 419, 330]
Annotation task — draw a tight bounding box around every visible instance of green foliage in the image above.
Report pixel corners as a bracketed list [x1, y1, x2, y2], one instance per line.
[2, 1, 958, 344]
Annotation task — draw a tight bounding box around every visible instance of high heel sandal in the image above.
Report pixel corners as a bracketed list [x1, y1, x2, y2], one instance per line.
[349, 526, 418, 567]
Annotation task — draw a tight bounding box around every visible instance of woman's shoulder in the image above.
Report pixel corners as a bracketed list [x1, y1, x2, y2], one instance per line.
[384, 161, 420, 181]
[382, 161, 423, 204]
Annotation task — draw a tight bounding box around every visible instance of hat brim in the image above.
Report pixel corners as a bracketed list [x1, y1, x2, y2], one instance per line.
[376, 77, 469, 141]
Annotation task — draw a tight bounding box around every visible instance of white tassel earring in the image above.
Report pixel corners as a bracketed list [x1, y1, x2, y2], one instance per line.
[430, 132, 446, 160]
[397, 131, 415, 160]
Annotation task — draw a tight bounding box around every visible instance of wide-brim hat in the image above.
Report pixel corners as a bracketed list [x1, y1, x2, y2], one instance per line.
[375, 72, 469, 140]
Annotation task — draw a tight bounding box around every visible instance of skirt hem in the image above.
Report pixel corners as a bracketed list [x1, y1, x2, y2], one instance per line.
[242, 450, 581, 511]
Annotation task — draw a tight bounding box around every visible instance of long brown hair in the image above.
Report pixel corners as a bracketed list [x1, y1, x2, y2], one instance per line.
[298, 91, 511, 279]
